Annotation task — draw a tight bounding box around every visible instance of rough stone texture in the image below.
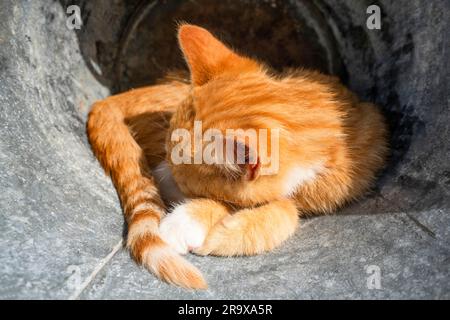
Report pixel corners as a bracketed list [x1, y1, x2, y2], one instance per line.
[0, 0, 448, 299]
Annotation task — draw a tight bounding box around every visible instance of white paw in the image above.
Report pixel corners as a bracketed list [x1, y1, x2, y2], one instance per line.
[159, 203, 206, 255]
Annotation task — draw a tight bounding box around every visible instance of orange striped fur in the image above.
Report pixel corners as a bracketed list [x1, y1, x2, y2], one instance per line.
[87, 25, 388, 289]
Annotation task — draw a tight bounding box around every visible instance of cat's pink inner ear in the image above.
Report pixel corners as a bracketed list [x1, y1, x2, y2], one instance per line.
[245, 158, 261, 181]
[226, 138, 261, 181]
[178, 24, 257, 86]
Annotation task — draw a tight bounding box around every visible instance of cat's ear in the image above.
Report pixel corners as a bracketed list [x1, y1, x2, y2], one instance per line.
[178, 24, 259, 86]
[224, 138, 261, 181]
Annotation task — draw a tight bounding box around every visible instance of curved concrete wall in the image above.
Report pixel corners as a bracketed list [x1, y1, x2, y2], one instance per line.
[0, 1, 448, 299]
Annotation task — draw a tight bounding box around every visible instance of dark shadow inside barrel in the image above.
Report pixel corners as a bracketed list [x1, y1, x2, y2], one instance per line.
[60, 0, 450, 214]
[69, 0, 345, 90]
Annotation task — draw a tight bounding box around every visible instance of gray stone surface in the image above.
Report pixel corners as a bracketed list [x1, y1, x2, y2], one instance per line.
[79, 212, 449, 300]
[0, 0, 449, 299]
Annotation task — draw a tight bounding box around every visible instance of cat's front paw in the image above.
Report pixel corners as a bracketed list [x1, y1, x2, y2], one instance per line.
[159, 203, 206, 255]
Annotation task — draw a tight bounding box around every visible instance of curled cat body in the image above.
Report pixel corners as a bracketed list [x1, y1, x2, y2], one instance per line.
[87, 25, 388, 289]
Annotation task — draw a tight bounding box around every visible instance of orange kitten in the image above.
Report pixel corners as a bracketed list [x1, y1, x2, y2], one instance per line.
[87, 25, 388, 289]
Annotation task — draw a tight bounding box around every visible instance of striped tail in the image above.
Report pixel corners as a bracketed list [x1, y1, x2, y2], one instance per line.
[87, 100, 207, 289]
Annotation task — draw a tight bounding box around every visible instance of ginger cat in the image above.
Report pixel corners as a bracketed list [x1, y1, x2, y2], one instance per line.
[87, 25, 388, 289]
